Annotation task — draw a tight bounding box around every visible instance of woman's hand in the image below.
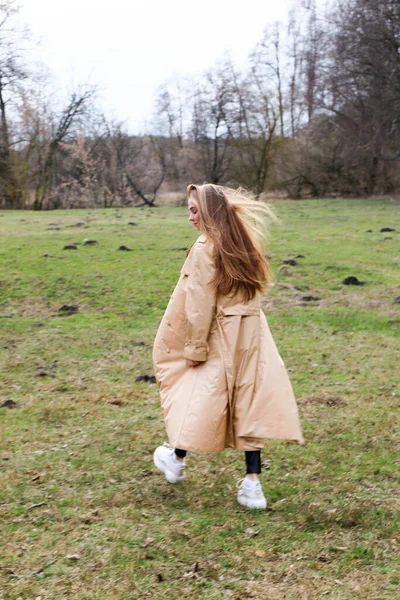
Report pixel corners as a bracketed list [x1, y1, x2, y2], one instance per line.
[186, 359, 202, 368]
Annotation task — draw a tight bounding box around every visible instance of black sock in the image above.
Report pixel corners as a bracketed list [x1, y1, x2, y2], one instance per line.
[175, 448, 187, 459]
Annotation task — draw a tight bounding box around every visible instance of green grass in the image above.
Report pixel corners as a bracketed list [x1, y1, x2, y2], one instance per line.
[0, 198, 399, 599]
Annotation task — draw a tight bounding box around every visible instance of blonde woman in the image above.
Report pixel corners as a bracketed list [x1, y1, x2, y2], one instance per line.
[153, 184, 303, 510]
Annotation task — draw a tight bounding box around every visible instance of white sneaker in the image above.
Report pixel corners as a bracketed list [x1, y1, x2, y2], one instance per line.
[153, 444, 186, 484]
[236, 478, 267, 510]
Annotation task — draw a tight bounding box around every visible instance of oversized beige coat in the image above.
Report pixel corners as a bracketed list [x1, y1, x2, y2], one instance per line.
[153, 234, 303, 452]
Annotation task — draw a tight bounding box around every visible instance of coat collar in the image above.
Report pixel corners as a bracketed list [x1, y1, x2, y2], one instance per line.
[186, 233, 207, 257]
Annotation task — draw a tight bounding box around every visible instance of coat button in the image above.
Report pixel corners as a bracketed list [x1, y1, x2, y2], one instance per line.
[161, 339, 170, 353]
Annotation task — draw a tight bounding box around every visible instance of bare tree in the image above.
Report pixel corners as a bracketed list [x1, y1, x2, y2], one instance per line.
[301, 0, 325, 123]
[0, 0, 29, 208]
[253, 22, 286, 138]
[153, 77, 190, 184]
[228, 68, 278, 196]
[107, 120, 167, 207]
[321, 0, 400, 192]
[287, 8, 303, 137]
[190, 62, 236, 184]
[33, 88, 95, 209]
[154, 78, 186, 148]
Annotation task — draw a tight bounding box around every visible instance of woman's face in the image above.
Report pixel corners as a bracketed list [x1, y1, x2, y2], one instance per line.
[188, 195, 201, 230]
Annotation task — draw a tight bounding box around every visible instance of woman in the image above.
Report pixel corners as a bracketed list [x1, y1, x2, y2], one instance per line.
[152, 184, 303, 510]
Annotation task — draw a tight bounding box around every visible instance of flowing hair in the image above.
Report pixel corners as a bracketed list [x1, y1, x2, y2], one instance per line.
[187, 183, 275, 301]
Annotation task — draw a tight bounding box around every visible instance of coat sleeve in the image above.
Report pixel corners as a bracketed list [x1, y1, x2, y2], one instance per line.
[183, 241, 217, 362]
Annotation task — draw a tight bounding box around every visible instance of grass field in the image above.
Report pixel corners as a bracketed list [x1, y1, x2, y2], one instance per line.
[0, 198, 399, 600]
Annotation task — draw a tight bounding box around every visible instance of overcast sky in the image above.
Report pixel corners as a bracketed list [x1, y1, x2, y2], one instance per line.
[17, 0, 292, 132]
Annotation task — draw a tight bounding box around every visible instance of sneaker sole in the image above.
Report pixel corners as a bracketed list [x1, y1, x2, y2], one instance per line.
[153, 452, 185, 484]
[237, 495, 267, 510]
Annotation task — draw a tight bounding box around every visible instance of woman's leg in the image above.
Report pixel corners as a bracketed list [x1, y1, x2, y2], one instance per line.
[237, 450, 266, 509]
[245, 450, 261, 481]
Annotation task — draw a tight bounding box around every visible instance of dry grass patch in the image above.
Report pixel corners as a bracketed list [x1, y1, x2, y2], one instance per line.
[298, 392, 348, 407]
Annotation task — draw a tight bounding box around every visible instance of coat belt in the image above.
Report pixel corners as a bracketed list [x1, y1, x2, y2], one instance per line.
[216, 306, 260, 317]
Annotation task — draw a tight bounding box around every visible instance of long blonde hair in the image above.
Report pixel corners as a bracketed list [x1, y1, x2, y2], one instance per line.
[187, 183, 274, 301]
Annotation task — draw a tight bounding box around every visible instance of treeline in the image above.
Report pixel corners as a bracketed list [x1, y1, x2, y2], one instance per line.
[1, 0, 400, 209]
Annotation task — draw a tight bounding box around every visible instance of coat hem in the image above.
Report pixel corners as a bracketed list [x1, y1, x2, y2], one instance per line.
[169, 434, 303, 453]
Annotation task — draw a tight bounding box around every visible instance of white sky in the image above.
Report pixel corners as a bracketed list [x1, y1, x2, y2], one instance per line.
[17, 0, 292, 132]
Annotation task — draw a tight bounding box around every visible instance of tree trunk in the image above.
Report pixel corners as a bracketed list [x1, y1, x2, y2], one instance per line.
[368, 156, 379, 195]
[0, 77, 17, 208]
[34, 140, 57, 210]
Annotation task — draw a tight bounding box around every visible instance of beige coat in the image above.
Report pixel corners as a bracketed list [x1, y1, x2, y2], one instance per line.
[153, 234, 303, 452]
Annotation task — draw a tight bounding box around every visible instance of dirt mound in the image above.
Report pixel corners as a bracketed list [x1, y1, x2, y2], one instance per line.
[299, 392, 347, 407]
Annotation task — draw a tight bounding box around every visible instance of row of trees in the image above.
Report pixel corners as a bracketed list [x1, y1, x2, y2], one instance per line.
[1, 0, 400, 209]
[155, 0, 400, 199]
